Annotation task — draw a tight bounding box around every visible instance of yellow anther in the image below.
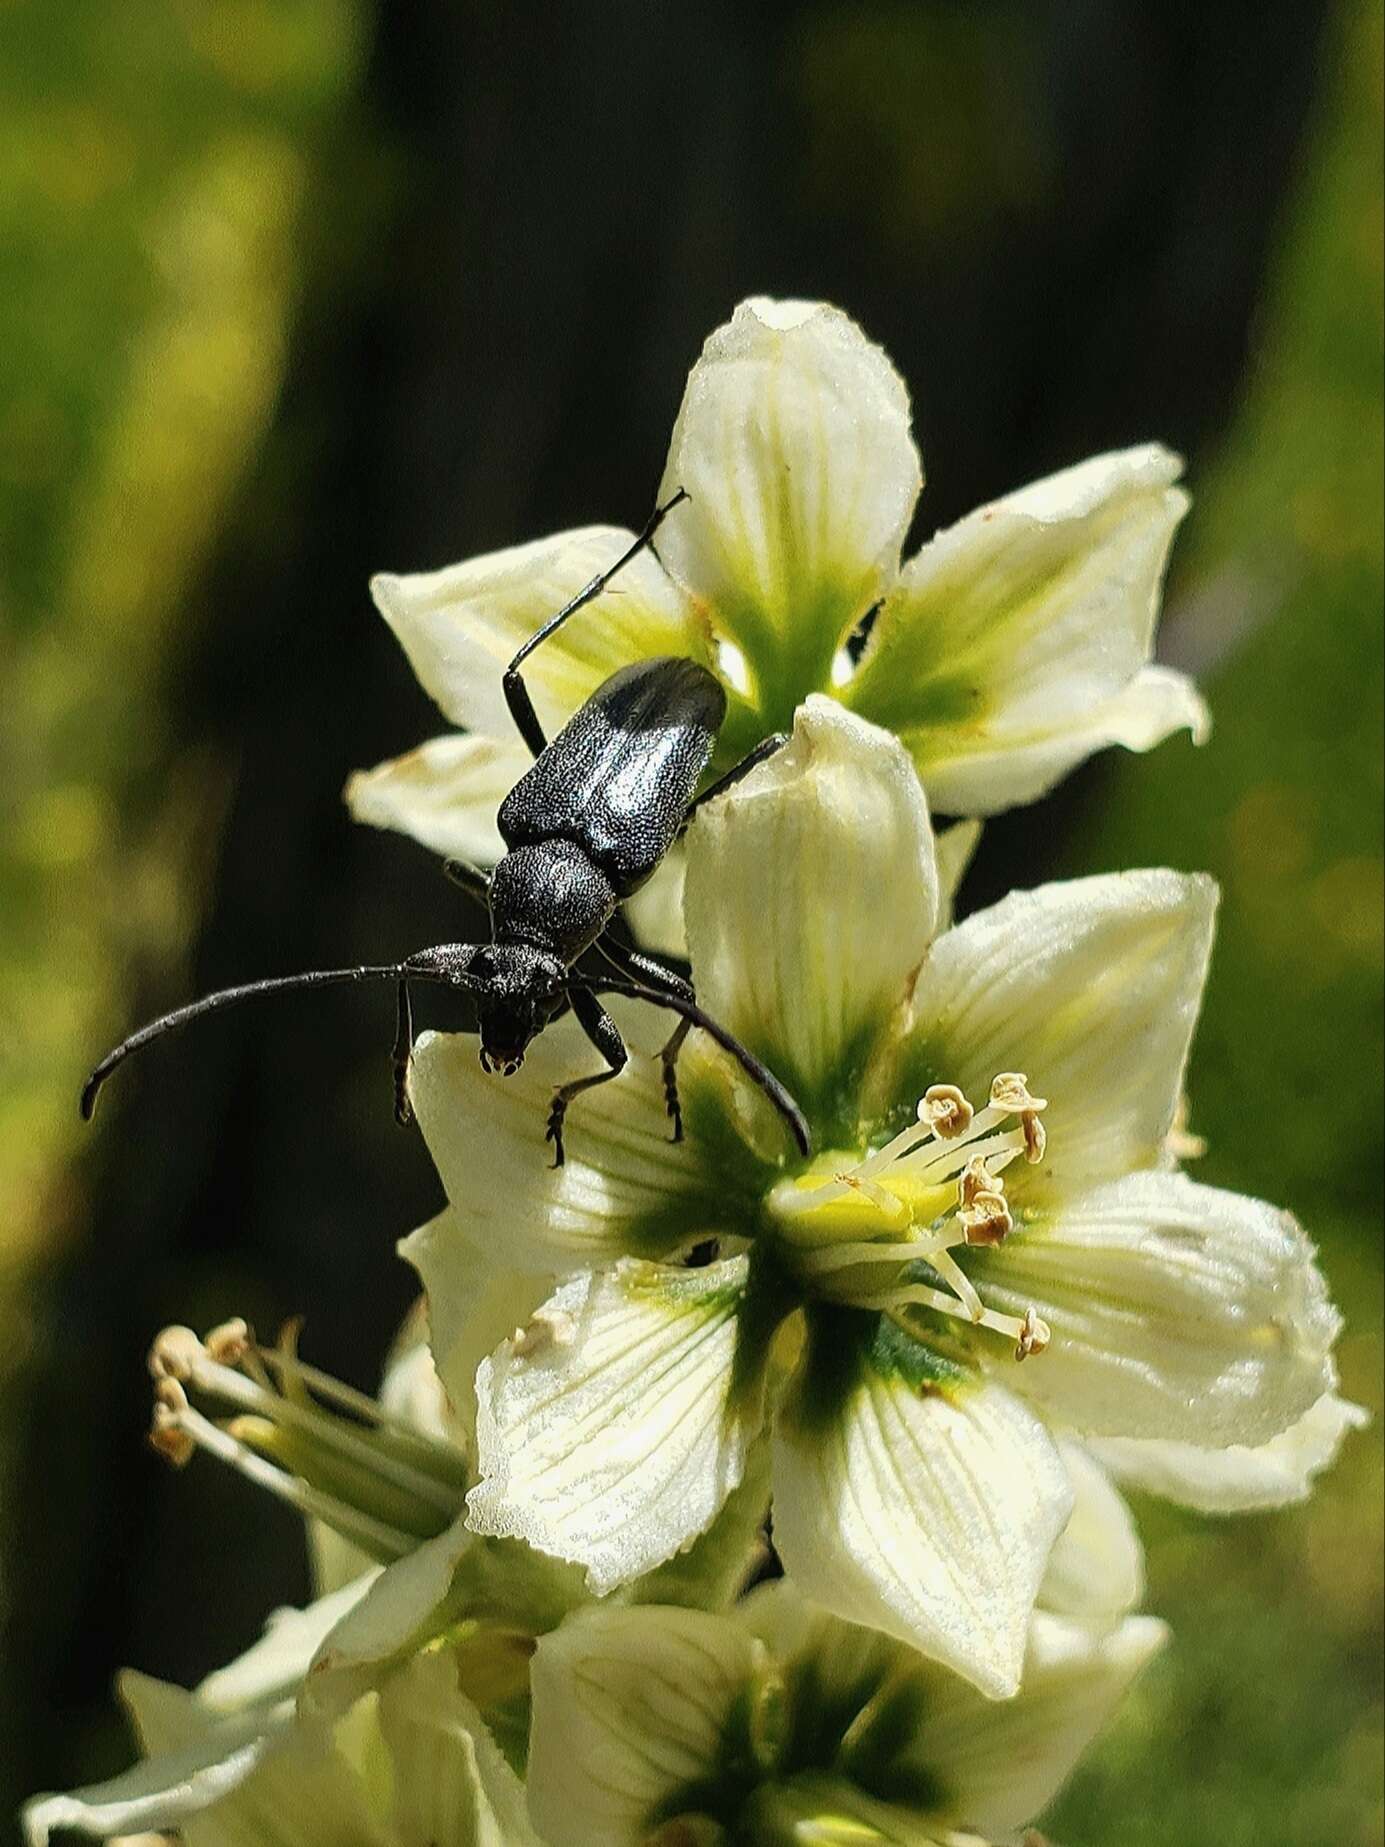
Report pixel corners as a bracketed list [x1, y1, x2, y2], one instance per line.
[961, 1191, 1014, 1247]
[148, 1325, 204, 1383]
[990, 1072, 1048, 1114]
[206, 1318, 251, 1366]
[1015, 1307, 1050, 1361]
[920, 1083, 974, 1139]
[1165, 1094, 1208, 1162]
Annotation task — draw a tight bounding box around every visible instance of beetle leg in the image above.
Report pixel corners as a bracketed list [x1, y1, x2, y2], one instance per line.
[591, 937, 696, 1144]
[391, 980, 414, 1126]
[546, 986, 629, 1167]
[681, 732, 789, 830]
[502, 490, 689, 760]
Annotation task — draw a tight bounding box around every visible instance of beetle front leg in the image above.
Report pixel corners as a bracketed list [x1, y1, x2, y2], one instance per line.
[547, 985, 628, 1167]
[681, 731, 789, 830]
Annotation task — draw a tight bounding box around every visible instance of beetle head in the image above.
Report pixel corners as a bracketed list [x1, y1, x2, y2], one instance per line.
[473, 943, 566, 1075]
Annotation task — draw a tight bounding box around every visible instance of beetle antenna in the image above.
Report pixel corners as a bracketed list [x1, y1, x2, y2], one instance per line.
[575, 973, 811, 1157]
[80, 961, 469, 1121]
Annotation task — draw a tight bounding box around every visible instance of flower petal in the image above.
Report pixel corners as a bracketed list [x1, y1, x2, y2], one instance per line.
[527, 1604, 761, 1847]
[772, 1312, 1073, 1698]
[1087, 1390, 1369, 1512]
[21, 1691, 291, 1847]
[197, 1575, 380, 1713]
[400, 1207, 552, 1452]
[376, 1649, 541, 1847]
[934, 820, 982, 932]
[684, 698, 938, 1120]
[910, 1610, 1168, 1836]
[467, 1258, 762, 1593]
[891, 869, 1216, 1188]
[1039, 1441, 1144, 1625]
[843, 444, 1205, 813]
[657, 298, 921, 703]
[410, 1020, 749, 1275]
[968, 1171, 1341, 1446]
[623, 1432, 772, 1611]
[346, 732, 527, 865]
[371, 526, 701, 742]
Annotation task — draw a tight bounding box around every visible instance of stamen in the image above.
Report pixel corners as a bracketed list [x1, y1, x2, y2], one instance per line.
[511, 1308, 576, 1358]
[960, 1188, 1013, 1247]
[866, 1283, 1051, 1356]
[144, 1320, 468, 1557]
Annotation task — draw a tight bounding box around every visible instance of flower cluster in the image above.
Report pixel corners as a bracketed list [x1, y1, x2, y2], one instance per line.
[27, 298, 1362, 1846]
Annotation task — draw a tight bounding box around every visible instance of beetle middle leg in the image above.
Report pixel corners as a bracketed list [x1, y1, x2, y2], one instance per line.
[594, 934, 696, 1142]
[547, 985, 629, 1167]
[501, 490, 688, 759]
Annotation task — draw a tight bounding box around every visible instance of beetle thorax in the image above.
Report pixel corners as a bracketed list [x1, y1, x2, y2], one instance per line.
[489, 838, 617, 964]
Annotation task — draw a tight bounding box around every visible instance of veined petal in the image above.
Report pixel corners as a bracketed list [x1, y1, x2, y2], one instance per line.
[1039, 1441, 1144, 1625]
[345, 732, 526, 865]
[400, 1208, 552, 1453]
[909, 1610, 1168, 1836]
[468, 1258, 761, 1593]
[891, 870, 1216, 1188]
[1087, 1390, 1369, 1512]
[376, 1649, 540, 1847]
[843, 444, 1204, 813]
[657, 298, 921, 702]
[684, 698, 938, 1120]
[410, 1020, 749, 1275]
[772, 1312, 1072, 1698]
[371, 526, 702, 742]
[969, 1171, 1340, 1446]
[527, 1604, 761, 1847]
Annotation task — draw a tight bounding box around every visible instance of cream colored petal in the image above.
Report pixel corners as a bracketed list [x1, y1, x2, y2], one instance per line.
[657, 297, 921, 688]
[346, 732, 526, 865]
[1087, 1390, 1369, 1512]
[969, 1171, 1340, 1446]
[1039, 1441, 1144, 1625]
[467, 1258, 759, 1594]
[894, 869, 1216, 1188]
[302, 1511, 478, 1723]
[772, 1324, 1072, 1699]
[372, 525, 701, 741]
[376, 1649, 540, 1847]
[410, 1019, 746, 1275]
[23, 1672, 386, 1847]
[400, 1207, 552, 1453]
[911, 1610, 1168, 1836]
[197, 1575, 380, 1713]
[21, 1693, 289, 1847]
[844, 444, 1204, 814]
[684, 697, 938, 1115]
[526, 1604, 761, 1847]
[623, 1432, 772, 1611]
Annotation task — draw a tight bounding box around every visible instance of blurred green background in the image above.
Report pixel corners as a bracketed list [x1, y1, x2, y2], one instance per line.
[0, 2, 1379, 1843]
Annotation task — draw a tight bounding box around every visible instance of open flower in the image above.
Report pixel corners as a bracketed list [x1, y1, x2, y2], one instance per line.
[525, 1580, 1165, 1847]
[347, 296, 1205, 947]
[409, 700, 1343, 1699]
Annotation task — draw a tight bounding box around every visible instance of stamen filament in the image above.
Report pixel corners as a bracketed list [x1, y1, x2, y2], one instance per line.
[858, 1281, 1049, 1353]
[169, 1404, 417, 1561]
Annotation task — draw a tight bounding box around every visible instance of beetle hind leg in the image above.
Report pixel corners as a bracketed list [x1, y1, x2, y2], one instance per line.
[391, 980, 415, 1126]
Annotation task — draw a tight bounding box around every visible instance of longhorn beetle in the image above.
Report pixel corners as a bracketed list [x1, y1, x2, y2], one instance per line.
[81, 493, 811, 1165]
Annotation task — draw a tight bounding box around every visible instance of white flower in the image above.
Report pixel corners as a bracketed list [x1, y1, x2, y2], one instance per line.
[410, 701, 1344, 1698]
[526, 1573, 1165, 1847]
[347, 296, 1205, 950]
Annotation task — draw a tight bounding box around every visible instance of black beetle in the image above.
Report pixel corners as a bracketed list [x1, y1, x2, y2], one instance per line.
[81, 494, 810, 1165]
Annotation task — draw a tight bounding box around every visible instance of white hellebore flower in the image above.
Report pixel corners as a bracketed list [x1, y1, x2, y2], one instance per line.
[526, 1578, 1165, 1847]
[408, 700, 1349, 1700]
[347, 295, 1206, 949]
